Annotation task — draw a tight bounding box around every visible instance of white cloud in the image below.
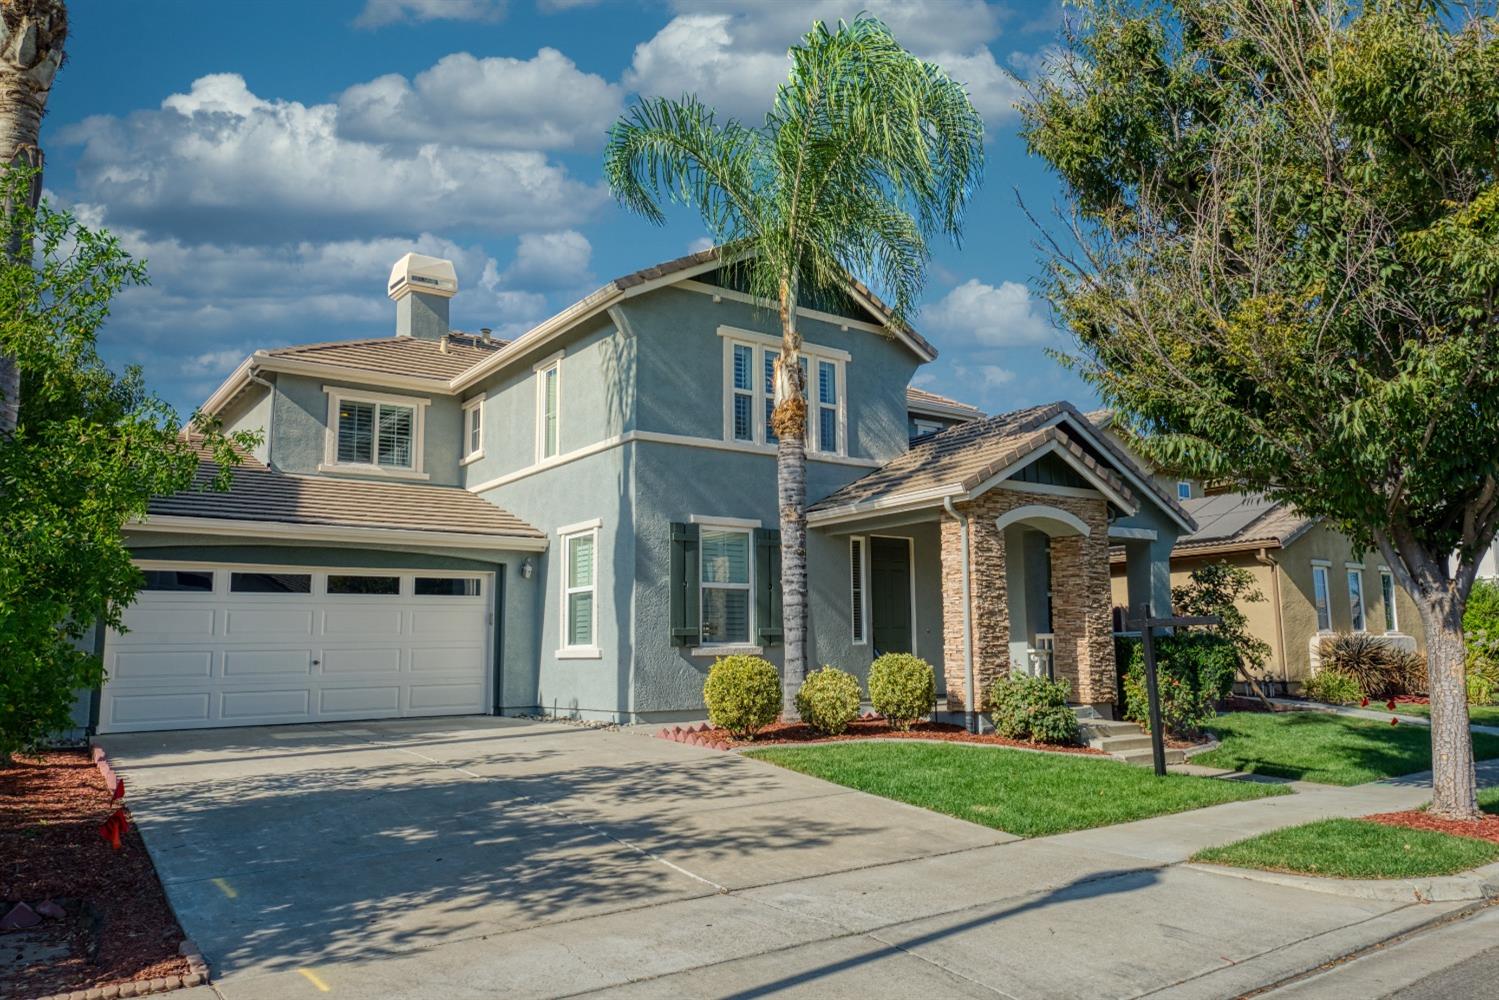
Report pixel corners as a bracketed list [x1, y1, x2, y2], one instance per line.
[922, 278, 1055, 347]
[337, 49, 622, 150]
[687, 235, 715, 254]
[61, 73, 606, 245]
[500, 230, 594, 290]
[626, 2, 1029, 126]
[355, 0, 506, 28]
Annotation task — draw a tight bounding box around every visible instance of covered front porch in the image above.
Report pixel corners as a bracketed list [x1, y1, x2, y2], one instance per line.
[808, 402, 1196, 724]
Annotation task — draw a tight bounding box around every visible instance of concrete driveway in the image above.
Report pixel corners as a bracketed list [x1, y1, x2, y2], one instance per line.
[101, 717, 1468, 1000]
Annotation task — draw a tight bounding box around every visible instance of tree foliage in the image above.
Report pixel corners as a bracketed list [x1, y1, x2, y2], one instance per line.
[1172, 561, 1272, 677]
[0, 173, 253, 758]
[1020, 0, 1499, 817]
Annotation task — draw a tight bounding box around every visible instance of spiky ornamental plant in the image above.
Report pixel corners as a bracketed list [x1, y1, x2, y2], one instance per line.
[604, 16, 983, 719]
[1021, 0, 1499, 818]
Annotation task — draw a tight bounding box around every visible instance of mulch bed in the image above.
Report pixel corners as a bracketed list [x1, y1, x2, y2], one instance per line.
[1, 750, 188, 999]
[1365, 808, 1499, 846]
[679, 717, 1108, 755]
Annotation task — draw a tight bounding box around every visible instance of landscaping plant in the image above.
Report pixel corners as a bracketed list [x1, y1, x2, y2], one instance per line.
[1022, 0, 1499, 818]
[867, 653, 936, 731]
[988, 673, 1079, 745]
[1317, 633, 1407, 699]
[794, 666, 862, 736]
[1122, 633, 1237, 739]
[1304, 670, 1364, 707]
[604, 16, 983, 720]
[1172, 562, 1273, 695]
[702, 655, 782, 739]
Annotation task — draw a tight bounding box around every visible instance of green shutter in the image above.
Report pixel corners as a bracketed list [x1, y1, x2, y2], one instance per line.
[670, 522, 700, 646]
[755, 527, 783, 645]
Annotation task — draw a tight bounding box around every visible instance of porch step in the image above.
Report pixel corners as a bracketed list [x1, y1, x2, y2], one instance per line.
[1077, 716, 1187, 766]
[1115, 747, 1188, 767]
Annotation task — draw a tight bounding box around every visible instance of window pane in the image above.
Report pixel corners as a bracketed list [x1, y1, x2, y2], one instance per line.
[818, 406, 837, 453]
[568, 534, 594, 588]
[337, 401, 374, 464]
[701, 528, 749, 584]
[542, 367, 559, 458]
[328, 574, 399, 595]
[733, 344, 752, 391]
[764, 398, 778, 444]
[1178, 482, 1192, 500]
[733, 393, 753, 441]
[818, 361, 837, 404]
[567, 592, 594, 645]
[468, 406, 481, 454]
[763, 352, 779, 444]
[702, 589, 749, 644]
[415, 577, 481, 597]
[231, 572, 311, 594]
[142, 570, 213, 592]
[1348, 572, 1365, 631]
[1382, 573, 1397, 631]
[377, 404, 414, 467]
[1313, 568, 1331, 631]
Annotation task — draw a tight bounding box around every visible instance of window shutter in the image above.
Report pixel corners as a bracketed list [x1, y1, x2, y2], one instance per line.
[755, 527, 783, 645]
[670, 522, 700, 646]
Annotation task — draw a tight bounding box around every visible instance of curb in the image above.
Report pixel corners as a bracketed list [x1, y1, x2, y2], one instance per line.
[1184, 860, 1499, 903]
[1180, 737, 1221, 760]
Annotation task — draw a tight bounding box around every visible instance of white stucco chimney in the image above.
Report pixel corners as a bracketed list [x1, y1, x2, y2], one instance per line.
[388, 253, 457, 340]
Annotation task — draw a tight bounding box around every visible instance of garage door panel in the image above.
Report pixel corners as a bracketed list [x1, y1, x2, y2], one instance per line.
[221, 689, 312, 720]
[320, 686, 401, 715]
[225, 608, 315, 637]
[111, 650, 214, 680]
[110, 692, 212, 726]
[223, 649, 313, 677]
[322, 608, 403, 636]
[101, 567, 492, 733]
[322, 647, 402, 674]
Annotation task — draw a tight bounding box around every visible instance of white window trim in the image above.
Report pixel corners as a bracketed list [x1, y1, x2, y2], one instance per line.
[1380, 567, 1400, 632]
[535, 357, 561, 462]
[461, 395, 485, 465]
[559, 521, 599, 657]
[720, 332, 846, 457]
[697, 520, 754, 648]
[850, 535, 870, 646]
[1312, 564, 1333, 632]
[1177, 481, 1192, 500]
[322, 386, 429, 479]
[1347, 568, 1367, 632]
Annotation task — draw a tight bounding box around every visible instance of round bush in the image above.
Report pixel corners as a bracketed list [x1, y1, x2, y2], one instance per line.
[795, 666, 862, 735]
[988, 673, 1079, 745]
[1304, 670, 1362, 706]
[868, 653, 935, 730]
[703, 655, 781, 739]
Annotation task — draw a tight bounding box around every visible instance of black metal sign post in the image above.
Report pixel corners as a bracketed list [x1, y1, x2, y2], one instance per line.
[1128, 609, 1222, 776]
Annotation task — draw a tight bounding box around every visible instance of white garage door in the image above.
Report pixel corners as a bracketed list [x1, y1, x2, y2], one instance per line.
[99, 564, 493, 733]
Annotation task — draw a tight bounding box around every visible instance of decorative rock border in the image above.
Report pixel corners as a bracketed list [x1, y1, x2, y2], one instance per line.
[654, 722, 734, 751]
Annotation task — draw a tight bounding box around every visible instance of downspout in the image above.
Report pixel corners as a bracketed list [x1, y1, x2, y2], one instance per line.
[1256, 548, 1291, 694]
[943, 496, 977, 733]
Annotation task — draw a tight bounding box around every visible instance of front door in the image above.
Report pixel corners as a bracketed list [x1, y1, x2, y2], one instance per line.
[870, 537, 913, 656]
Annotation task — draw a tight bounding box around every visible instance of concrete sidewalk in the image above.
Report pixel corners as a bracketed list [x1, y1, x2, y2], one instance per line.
[99, 719, 1497, 1000]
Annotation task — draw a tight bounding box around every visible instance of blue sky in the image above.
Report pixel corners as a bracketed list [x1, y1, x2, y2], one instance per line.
[47, 0, 1090, 416]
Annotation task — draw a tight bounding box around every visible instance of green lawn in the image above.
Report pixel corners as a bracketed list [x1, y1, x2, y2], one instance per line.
[744, 741, 1287, 837]
[1194, 712, 1499, 786]
[1192, 818, 1499, 879]
[1390, 702, 1499, 728]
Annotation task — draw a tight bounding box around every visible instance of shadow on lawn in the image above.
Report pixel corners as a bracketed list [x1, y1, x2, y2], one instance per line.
[104, 722, 856, 979]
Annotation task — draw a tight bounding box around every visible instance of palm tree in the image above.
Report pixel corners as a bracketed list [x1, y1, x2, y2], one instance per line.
[0, 0, 68, 437]
[604, 16, 984, 718]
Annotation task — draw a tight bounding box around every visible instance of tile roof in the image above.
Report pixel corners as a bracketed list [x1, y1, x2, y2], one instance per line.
[263, 334, 506, 381]
[1173, 493, 1316, 553]
[906, 386, 983, 417]
[147, 449, 543, 542]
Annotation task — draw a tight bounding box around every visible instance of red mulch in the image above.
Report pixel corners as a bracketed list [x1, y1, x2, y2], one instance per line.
[1392, 695, 1430, 706]
[0, 750, 188, 999]
[1365, 808, 1499, 845]
[714, 717, 1108, 754]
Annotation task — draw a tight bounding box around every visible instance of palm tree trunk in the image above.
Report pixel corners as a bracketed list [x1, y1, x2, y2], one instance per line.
[775, 272, 808, 721]
[0, 0, 67, 437]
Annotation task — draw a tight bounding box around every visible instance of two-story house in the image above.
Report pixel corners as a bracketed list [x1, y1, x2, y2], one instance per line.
[82, 249, 1194, 734]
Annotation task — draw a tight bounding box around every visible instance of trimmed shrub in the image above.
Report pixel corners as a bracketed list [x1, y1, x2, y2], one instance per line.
[703, 655, 781, 739]
[1122, 632, 1238, 738]
[988, 673, 1079, 745]
[795, 666, 862, 735]
[1318, 632, 1402, 698]
[868, 653, 936, 730]
[1468, 671, 1496, 707]
[1465, 578, 1499, 638]
[1304, 670, 1363, 706]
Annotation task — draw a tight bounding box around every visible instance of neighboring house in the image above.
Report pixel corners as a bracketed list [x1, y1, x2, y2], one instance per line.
[1092, 416, 1427, 693]
[906, 386, 983, 442]
[79, 249, 1192, 734]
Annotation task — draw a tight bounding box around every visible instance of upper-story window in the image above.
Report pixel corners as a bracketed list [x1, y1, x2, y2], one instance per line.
[720, 327, 846, 457]
[462, 396, 484, 463]
[910, 416, 945, 442]
[1177, 481, 1193, 500]
[535, 355, 561, 461]
[323, 387, 428, 479]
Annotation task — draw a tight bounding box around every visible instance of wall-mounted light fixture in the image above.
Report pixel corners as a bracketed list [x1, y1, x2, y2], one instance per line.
[521, 558, 534, 580]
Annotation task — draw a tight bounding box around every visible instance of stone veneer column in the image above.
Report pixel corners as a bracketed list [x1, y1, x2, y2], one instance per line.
[1048, 510, 1117, 708]
[940, 508, 1010, 712]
